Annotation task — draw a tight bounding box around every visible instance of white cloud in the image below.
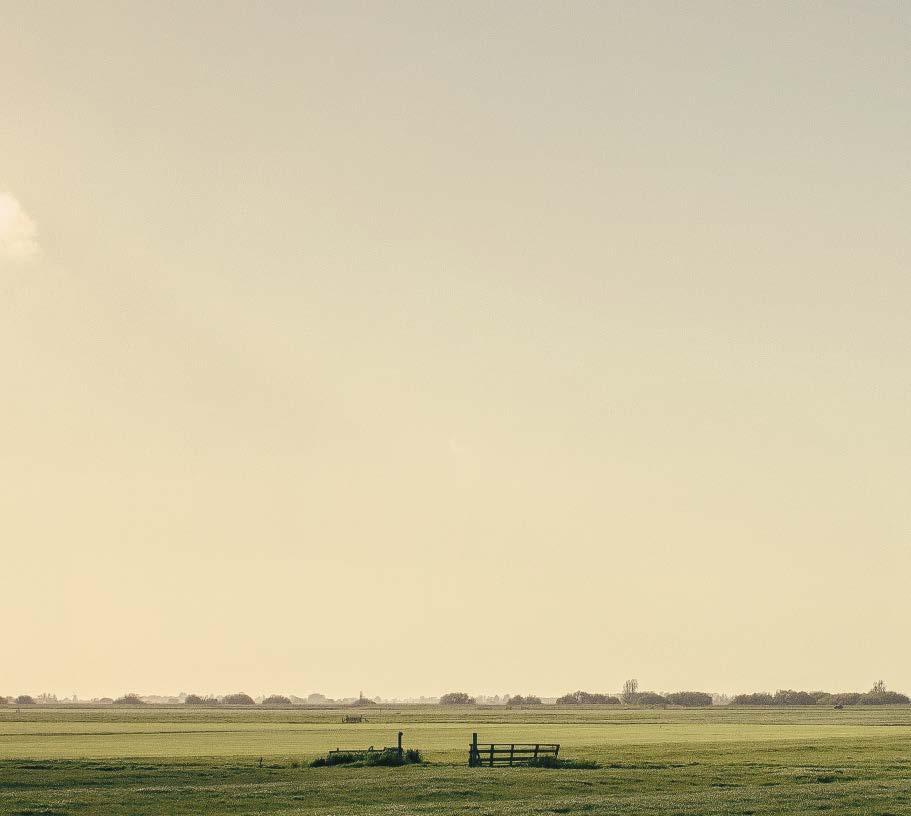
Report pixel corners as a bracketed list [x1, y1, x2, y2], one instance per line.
[0, 192, 40, 262]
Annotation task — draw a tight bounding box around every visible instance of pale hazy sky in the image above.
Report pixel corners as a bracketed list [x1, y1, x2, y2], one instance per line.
[2, 2, 909, 700]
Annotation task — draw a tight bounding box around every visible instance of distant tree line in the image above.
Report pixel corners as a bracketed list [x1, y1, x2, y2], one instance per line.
[0, 691, 351, 707]
[5, 680, 908, 708]
[183, 692, 341, 706]
[665, 692, 713, 707]
[184, 692, 256, 705]
[556, 690, 621, 705]
[553, 689, 711, 707]
[732, 683, 909, 706]
[437, 681, 909, 708]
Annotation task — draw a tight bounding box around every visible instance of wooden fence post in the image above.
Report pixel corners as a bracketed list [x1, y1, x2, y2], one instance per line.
[398, 731, 403, 763]
[470, 732, 478, 766]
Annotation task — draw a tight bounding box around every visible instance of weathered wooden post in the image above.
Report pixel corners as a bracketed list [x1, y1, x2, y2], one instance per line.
[470, 732, 478, 766]
[397, 731, 403, 763]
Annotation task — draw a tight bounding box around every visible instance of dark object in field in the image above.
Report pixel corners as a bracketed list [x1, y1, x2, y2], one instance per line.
[834, 704, 844, 709]
[311, 731, 419, 767]
[342, 714, 366, 723]
[469, 732, 560, 767]
[526, 756, 600, 769]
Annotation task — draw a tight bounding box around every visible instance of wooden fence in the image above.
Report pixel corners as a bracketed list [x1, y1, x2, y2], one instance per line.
[468, 732, 559, 767]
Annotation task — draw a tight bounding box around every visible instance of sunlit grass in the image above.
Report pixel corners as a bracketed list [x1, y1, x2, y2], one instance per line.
[1, 706, 911, 814]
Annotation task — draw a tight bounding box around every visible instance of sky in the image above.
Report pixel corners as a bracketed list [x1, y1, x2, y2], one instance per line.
[1, 1, 909, 701]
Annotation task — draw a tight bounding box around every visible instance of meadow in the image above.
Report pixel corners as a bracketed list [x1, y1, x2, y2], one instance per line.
[2, 705, 911, 815]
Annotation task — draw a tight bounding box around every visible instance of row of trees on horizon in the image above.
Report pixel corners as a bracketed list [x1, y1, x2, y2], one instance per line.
[1, 693, 295, 707]
[440, 681, 909, 707]
[5, 682, 907, 708]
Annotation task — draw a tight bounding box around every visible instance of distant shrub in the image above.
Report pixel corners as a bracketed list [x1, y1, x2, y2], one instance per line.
[364, 748, 422, 766]
[439, 692, 476, 705]
[666, 691, 712, 707]
[732, 693, 774, 706]
[15, 695, 36, 705]
[351, 696, 378, 707]
[185, 694, 219, 705]
[114, 693, 144, 705]
[860, 691, 910, 705]
[363, 749, 400, 766]
[321, 752, 358, 767]
[773, 689, 816, 706]
[635, 692, 668, 706]
[507, 695, 542, 706]
[262, 695, 291, 705]
[223, 693, 255, 705]
[311, 748, 423, 768]
[556, 691, 620, 705]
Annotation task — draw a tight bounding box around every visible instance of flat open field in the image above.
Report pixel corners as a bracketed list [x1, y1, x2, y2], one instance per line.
[2, 705, 911, 815]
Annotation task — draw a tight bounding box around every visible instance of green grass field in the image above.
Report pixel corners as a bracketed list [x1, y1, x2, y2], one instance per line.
[2, 705, 911, 815]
